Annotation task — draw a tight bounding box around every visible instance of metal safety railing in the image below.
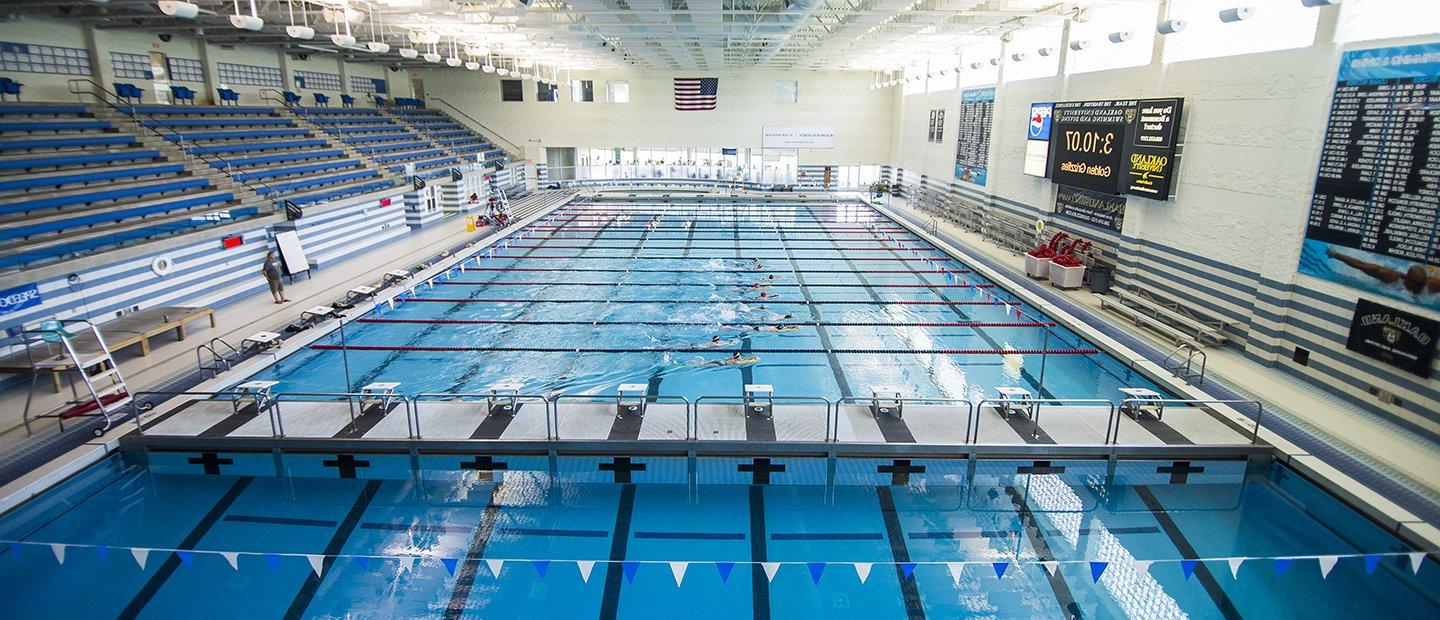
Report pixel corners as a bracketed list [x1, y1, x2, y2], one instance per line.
[695, 394, 833, 442]
[834, 396, 973, 444]
[412, 392, 552, 441]
[1112, 398, 1264, 446]
[972, 397, 1118, 444]
[552, 393, 693, 441]
[268, 391, 413, 439]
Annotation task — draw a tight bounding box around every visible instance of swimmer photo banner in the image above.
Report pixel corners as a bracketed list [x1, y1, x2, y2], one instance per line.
[1299, 42, 1440, 311]
[1346, 298, 1440, 378]
[953, 87, 995, 186]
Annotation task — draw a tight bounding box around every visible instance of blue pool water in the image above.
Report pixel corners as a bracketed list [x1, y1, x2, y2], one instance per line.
[250, 199, 1167, 401]
[0, 452, 1434, 618]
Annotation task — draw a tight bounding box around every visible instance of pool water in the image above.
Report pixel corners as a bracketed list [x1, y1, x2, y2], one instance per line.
[0, 452, 1434, 618]
[252, 199, 1166, 401]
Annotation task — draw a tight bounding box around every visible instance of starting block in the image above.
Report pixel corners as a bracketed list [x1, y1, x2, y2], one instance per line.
[359, 382, 401, 413]
[616, 383, 648, 417]
[383, 270, 411, 285]
[301, 305, 337, 325]
[869, 385, 903, 418]
[744, 384, 773, 419]
[488, 382, 523, 416]
[1119, 387, 1165, 420]
[233, 380, 279, 415]
[241, 331, 282, 353]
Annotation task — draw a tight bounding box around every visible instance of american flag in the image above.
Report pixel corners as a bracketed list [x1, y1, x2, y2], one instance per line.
[674, 77, 718, 111]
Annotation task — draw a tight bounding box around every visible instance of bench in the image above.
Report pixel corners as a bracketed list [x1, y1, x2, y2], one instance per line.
[0, 149, 160, 172]
[0, 104, 88, 116]
[317, 116, 391, 125]
[0, 177, 210, 216]
[189, 138, 328, 155]
[119, 104, 274, 116]
[0, 205, 257, 270]
[0, 120, 111, 133]
[255, 169, 379, 195]
[0, 163, 183, 192]
[0, 306, 216, 391]
[355, 140, 428, 155]
[345, 135, 421, 148]
[288, 178, 394, 206]
[141, 117, 292, 129]
[1110, 288, 1228, 345]
[210, 148, 345, 168]
[298, 107, 381, 115]
[374, 148, 444, 165]
[0, 191, 233, 240]
[164, 128, 310, 141]
[232, 158, 359, 182]
[1096, 293, 1200, 347]
[0, 135, 136, 151]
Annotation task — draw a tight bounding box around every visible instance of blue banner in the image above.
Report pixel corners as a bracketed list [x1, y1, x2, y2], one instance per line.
[0, 283, 41, 317]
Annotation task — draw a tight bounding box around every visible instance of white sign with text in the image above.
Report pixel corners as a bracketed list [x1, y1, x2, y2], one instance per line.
[762, 126, 836, 149]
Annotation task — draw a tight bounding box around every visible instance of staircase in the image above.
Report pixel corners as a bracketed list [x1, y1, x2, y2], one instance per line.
[21, 320, 132, 436]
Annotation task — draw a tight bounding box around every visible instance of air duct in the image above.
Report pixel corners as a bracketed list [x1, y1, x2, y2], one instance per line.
[755, 0, 822, 65]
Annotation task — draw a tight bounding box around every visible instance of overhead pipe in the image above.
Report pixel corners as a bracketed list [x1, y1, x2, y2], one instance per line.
[755, 0, 823, 65]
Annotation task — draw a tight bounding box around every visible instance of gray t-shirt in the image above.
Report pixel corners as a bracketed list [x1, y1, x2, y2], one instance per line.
[263, 258, 282, 282]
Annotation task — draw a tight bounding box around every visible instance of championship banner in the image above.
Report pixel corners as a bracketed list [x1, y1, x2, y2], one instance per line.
[1345, 298, 1440, 378]
[953, 87, 995, 186]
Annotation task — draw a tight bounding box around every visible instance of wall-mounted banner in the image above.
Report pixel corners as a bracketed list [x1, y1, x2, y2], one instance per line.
[928, 110, 937, 142]
[0, 283, 42, 317]
[954, 87, 995, 186]
[1054, 184, 1127, 232]
[1345, 298, 1439, 378]
[1126, 98, 1183, 198]
[1024, 102, 1054, 178]
[762, 125, 835, 149]
[932, 109, 945, 143]
[1299, 42, 1440, 311]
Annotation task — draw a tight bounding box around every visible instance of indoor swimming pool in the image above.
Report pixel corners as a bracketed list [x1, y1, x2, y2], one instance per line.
[0, 452, 1434, 618]
[248, 199, 1166, 403]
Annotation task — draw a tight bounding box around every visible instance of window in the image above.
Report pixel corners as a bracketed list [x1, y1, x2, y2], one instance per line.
[537, 81, 557, 102]
[0, 42, 91, 76]
[217, 62, 281, 87]
[348, 76, 387, 94]
[1003, 25, 1062, 82]
[111, 52, 152, 80]
[775, 80, 797, 103]
[293, 70, 342, 91]
[500, 79, 523, 102]
[1338, 0, 1440, 42]
[571, 79, 594, 102]
[1164, 0, 1317, 63]
[1067, 1, 1159, 74]
[606, 80, 629, 103]
[167, 58, 204, 83]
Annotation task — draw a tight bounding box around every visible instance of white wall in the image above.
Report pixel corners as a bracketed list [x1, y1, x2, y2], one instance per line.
[414, 68, 892, 166]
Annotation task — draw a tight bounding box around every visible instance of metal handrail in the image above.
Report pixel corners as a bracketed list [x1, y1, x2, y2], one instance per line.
[834, 396, 973, 444]
[428, 96, 525, 159]
[1163, 343, 1207, 386]
[552, 393, 693, 441]
[66, 78, 283, 204]
[270, 391, 412, 439]
[411, 392, 553, 440]
[1112, 398, 1264, 446]
[196, 337, 240, 379]
[973, 397, 1117, 443]
[694, 394, 832, 442]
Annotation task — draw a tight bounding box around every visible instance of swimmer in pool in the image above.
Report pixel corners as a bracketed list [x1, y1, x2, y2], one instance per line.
[693, 335, 740, 349]
[754, 291, 780, 300]
[747, 282, 772, 290]
[752, 324, 798, 333]
[709, 352, 758, 366]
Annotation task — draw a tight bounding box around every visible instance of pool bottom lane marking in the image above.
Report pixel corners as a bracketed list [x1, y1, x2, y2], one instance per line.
[470, 403, 523, 439]
[1003, 485, 1081, 619]
[598, 484, 639, 620]
[875, 486, 927, 619]
[1133, 485, 1242, 619]
[775, 224, 853, 400]
[285, 479, 384, 619]
[444, 483, 507, 619]
[749, 485, 772, 620]
[117, 477, 255, 620]
[333, 402, 400, 439]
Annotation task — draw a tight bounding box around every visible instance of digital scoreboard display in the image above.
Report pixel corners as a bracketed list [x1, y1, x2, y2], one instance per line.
[1045, 98, 1184, 198]
[1048, 100, 1135, 194]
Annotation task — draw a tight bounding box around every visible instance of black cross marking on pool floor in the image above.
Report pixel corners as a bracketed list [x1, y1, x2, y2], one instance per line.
[1016, 460, 1066, 475]
[322, 454, 370, 479]
[738, 458, 786, 485]
[1157, 461, 1205, 484]
[460, 456, 509, 481]
[599, 457, 647, 483]
[878, 459, 926, 485]
[188, 452, 233, 475]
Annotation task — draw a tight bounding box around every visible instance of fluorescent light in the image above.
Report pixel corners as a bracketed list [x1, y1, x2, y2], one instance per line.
[230, 14, 264, 31]
[157, 1, 199, 19]
[399, 48, 419, 59]
[367, 41, 391, 54]
[286, 25, 315, 40]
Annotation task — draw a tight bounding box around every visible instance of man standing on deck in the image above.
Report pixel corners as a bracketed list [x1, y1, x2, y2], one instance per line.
[263, 251, 290, 304]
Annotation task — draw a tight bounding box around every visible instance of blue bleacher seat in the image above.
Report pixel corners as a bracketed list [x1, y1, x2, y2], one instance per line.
[313, 93, 330, 107]
[0, 206, 259, 270]
[0, 135, 136, 152]
[340, 94, 355, 108]
[170, 85, 197, 104]
[373, 148, 443, 165]
[282, 91, 302, 105]
[254, 169, 377, 195]
[232, 159, 359, 182]
[288, 179, 394, 206]
[113, 82, 143, 104]
[0, 191, 234, 241]
[0, 163, 183, 192]
[140, 117, 292, 129]
[0, 120, 111, 133]
[217, 88, 241, 106]
[208, 149, 345, 169]
[163, 128, 310, 141]
[0, 104, 87, 116]
[119, 104, 275, 116]
[0, 177, 210, 217]
[0, 77, 23, 101]
[0, 149, 160, 172]
[188, 138, 328, 155]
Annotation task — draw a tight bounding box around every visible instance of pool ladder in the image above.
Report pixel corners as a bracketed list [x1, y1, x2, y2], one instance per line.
[196, 337, 241, 379]
[1164, 342, 1207, 386]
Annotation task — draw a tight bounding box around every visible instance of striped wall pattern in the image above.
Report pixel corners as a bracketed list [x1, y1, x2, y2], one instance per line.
[536, 163, 548, 184]
[881, 165, 1440, 440]
[276, 189, 409, 269]
[0, 224, 273, 346]
[403, 184, 447, 230]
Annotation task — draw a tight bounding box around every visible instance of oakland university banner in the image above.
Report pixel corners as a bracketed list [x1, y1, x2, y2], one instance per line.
[1345, 298, 1440, 378]
[1054, 185, 1126, 232]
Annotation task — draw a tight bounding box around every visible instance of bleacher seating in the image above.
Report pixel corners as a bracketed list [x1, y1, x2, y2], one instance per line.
[0, 102, 256, 270]
[384, 105, 506, 167]
[0, 77, 23, 101]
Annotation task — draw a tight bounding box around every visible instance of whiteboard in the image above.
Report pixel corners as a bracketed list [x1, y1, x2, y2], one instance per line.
[274, 231, 310, 276]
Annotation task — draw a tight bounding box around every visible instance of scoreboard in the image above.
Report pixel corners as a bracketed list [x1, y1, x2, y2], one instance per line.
[1043, 98, 1184, 198]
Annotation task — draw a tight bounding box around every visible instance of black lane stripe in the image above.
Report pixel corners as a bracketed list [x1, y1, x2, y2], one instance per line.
[1133, 415, 1193, 445]
[749, 485, 771, 620]
[875, 486, 926, 619]
[470, 403, 521, 440]
[283, 479, 383, 619]
[598, 484, 638, 620]
[225, 514, 337, 528]
[634, 531, 746, 540]
[498, 527, 609, 538]
[141, 399, 200, 430]
[998, 408, 1058, 444]
[444, 483, 506, 619]
[360, 522, 472, 534]
[771, 532, 883, 541]
[910, 525, 1161, 539]
[1003, 486, 1081, 619]
[1134, 485, 1242, 619]
[333, 402, 399, 439]
[776, 225, 852, 399]
[197, 404, 260, 438]
[117, 477, 254, 619]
